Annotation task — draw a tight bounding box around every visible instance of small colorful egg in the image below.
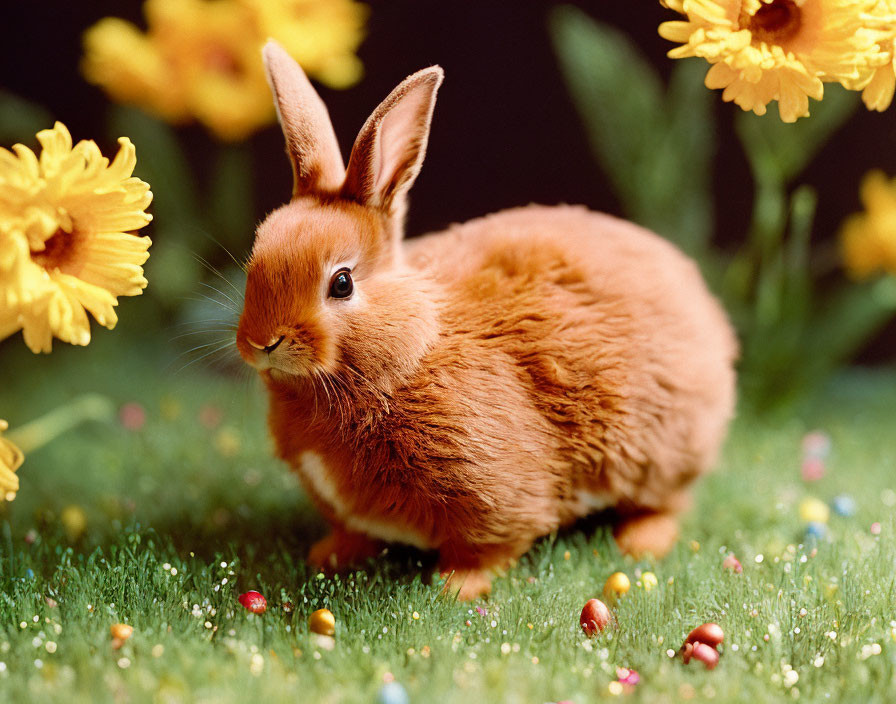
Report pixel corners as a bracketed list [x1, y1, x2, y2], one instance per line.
[722, 554, 743, 573]
[309, 608, 336, 636]
[685, 623, 724, 647]
[311, 633, 336, 650]
[603, 572, 630, 600]
[214, 427, 241, 457]
[799, 497, 830, 524]
[119, 402, 146, 431]
[616, 667, 640, 685]
[802, 431, 831, 459]
[377, 681, 409, 704]
[159, 396, 182, 421]
[580, 598, 612, 637]
[871, 522, 882, 535]
[800, 456, 825, 482]
[198, 404, 223, 429]
[24, 568, 34, 580]
[830, 495, 856, 517]
[110, 623, 134, 649]
[804, 521, 827, 542]
[238, 591, 267, 614]
[689, 642, 720, 670]
[639, 572, 658, 591]
[60, 505, 88, 541]
[110, 623, 134, 641]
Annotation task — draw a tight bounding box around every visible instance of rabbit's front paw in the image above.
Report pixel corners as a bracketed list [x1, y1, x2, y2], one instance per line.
[308, 528, 382, 571]
[440, 568, 493, 601]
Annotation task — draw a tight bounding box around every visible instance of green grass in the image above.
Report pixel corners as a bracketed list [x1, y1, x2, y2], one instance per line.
[2, 334, 896, 703]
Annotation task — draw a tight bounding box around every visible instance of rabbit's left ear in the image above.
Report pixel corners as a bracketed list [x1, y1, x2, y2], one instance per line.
[342, 66, 443, 218]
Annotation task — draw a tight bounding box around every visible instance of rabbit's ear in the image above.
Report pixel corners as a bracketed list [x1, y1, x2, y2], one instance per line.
[263, 41, 345, 198]
[342, 66, 443, 217]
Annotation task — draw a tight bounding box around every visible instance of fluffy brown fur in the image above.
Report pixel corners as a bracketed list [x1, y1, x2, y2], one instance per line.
[236, 43, 738, 600]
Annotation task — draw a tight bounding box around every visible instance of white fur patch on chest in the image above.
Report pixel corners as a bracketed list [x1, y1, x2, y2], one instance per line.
[568, 489, 615, 517]
[297, 451, 435, 550]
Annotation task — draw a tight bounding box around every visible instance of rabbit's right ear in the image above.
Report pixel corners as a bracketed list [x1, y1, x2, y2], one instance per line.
[262, 41, 345, 198]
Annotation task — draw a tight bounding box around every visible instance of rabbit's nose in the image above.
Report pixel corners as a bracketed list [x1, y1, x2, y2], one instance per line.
[247, 335, 285, 353]
[263, 335, 285, 353]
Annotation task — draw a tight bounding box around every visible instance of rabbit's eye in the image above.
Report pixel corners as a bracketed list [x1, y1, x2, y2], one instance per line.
[329, 268, 353, 299]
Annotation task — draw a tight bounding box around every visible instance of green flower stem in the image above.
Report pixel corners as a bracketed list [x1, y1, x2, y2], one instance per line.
[751, 175, 788, 330]
[7, 394, 115, 454]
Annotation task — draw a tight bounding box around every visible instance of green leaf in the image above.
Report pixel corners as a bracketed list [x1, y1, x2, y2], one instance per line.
[550, 5, 664, 209]
[550, 6, 715, 256]
[806, 276, 896, 368]
[640, 58, 716, 256]
[0, 90, 52, 145]
[735, 83, 858, 185]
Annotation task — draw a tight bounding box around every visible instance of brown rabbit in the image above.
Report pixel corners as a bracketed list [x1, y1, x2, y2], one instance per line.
[236, 42, 738, 600]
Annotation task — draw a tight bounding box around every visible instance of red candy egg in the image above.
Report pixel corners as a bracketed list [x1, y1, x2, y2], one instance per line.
[580, 598, 612, 636]
[686, 622, 724, 648]
[691, 642, 720, 669]
[238, 590, 267, 614]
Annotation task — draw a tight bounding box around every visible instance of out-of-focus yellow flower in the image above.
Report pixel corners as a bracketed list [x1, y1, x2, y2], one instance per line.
[860, 1, 896, 110]
[659, 0, 889, 122]
[841, 170, 896, 278]
[0, 420, 24, 502]
[0, 123, 152, 353]
[82, 0, 369, 141]
[248, 0, 368, 89]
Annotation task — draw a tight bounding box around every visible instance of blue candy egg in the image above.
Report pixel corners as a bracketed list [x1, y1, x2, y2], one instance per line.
[805, 522, 827, 541]
[378, 681, 410, 704]
[831, 495, 856, 517]
[24, 568, 34, 580]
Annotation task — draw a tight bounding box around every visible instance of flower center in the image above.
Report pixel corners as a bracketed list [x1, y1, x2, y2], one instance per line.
[204, 46, 243, 77]
[30, 228, 77, 272]
[744, 0, 802, 45]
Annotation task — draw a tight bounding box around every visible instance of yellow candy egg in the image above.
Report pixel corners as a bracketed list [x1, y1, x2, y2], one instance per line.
[799, 497, 830, 524]
[60, 505, 87, 541]
[640, 571, 658, 592]
[309, 608, 336, 636]
[603, 572, 631, 600]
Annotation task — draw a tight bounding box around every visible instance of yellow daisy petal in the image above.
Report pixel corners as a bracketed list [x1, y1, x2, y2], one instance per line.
[862, 57, 896, 109]
[0, 419, 25, 501]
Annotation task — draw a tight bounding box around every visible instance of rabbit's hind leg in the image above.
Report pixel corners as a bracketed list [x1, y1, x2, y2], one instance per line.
[613, 510, 681, 559]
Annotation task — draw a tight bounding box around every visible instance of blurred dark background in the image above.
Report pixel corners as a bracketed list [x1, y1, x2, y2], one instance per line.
[1, 0, 894, 361]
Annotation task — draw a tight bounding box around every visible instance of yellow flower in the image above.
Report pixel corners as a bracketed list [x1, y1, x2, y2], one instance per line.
[0, 420, 24, 502]
[248, 0, 368, 89]
[840, 170, 896, 278]
[0, 123, 152, 353]
[659, 0, 888, 121]
[82, 0, 369, 141]
[860, 1, 896, 110]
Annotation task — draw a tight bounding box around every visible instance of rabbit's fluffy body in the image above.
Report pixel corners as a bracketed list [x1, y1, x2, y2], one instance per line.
[237, 44, 737, 599]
